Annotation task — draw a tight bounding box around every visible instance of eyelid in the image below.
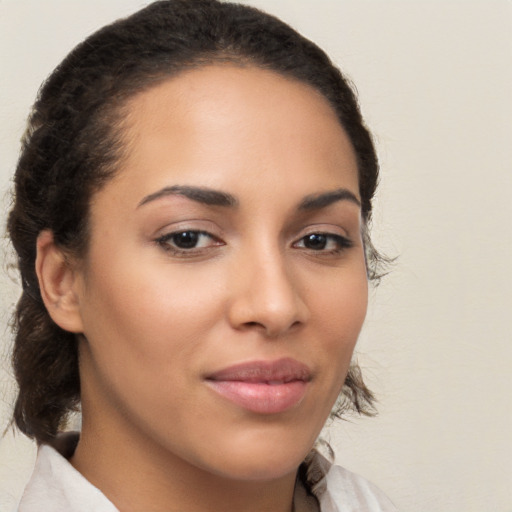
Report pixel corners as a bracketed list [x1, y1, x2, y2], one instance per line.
[150, 217, 225, 239]
[153, 225, 226, 258]
[293, 232, 353, 249]
[156, 229, 219, 244]
[290, 223, 355, 254]
[293, 222, 352, 240]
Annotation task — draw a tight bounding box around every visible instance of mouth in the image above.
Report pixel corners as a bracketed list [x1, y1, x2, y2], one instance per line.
[205, 358, 311, 414]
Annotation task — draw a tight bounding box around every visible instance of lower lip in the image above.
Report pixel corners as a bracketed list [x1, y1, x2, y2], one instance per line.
[206, 380, 308, 414]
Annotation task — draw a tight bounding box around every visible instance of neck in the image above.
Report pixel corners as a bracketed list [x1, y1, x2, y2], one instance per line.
[72, 417, 298, 512]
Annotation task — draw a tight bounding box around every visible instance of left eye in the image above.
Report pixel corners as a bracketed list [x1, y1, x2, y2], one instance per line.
[294, 233, 352, 252]
[156, 230, 219, 251]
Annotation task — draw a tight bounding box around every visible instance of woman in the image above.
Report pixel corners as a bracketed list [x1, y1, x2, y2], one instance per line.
[8, 1, 395, 510]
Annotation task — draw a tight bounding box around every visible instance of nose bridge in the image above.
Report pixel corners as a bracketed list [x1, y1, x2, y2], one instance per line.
[228, 239, 309, 336]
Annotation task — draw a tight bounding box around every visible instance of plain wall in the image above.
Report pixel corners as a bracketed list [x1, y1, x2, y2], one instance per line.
[1, 1, 511, 511]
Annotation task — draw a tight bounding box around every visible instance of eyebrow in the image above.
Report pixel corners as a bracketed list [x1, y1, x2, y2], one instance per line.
[298, 188, 361, 210]
[137, 185, 238, 208]
[137, 184, 360, 211]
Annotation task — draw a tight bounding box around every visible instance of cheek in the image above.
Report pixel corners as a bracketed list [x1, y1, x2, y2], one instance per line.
[313, 262, 368, 339]
[309, 261, 368, 383]
[76, 260, 227, 432]
[76, 252, 241, 420]
[80, 258, 226, 363]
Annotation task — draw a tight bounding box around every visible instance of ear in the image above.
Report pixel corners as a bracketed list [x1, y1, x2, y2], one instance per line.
[36, 230, 85, 333]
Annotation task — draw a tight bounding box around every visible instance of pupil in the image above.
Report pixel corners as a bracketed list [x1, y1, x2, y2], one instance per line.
[173, 231, 198, 249]
[305, 234, 326, 250]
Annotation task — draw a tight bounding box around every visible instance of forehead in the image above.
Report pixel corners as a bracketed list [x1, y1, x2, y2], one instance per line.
[107, 64, 359, 204]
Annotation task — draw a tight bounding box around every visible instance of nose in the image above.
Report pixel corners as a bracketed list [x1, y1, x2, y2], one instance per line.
[226, 247, 310, 338]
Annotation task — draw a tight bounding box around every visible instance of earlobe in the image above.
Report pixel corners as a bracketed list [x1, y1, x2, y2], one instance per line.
[36, 230, 84, 333]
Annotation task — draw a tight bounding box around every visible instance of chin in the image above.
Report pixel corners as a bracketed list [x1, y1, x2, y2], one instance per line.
[192, 427, 316, 482]
[209, 455, 303, 483]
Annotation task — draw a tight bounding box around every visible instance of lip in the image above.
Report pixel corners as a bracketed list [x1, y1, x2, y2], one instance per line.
[205, 358, 311, 414]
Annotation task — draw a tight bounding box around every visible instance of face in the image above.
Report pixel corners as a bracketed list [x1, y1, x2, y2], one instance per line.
[72, 65, 368, 481]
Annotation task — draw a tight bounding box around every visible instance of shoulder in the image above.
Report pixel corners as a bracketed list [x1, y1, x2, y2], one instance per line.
[305, 450, 399, 512]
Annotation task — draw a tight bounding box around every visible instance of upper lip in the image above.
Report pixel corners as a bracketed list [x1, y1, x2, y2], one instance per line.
[205, 357, 312, 383]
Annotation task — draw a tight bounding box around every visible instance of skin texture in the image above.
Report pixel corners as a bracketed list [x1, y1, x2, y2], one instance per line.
[37, 65, 368, 512]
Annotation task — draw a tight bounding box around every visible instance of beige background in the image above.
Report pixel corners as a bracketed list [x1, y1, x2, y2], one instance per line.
[1, 1, 511, 511]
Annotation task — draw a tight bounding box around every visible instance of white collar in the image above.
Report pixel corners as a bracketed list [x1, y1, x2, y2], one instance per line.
[17, 434, 397, 512]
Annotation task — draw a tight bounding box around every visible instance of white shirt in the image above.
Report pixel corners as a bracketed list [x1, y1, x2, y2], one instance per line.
[17, 438, 398, 512]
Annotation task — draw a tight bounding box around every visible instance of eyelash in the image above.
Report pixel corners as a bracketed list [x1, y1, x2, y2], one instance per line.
[155, 230, 223, 257]
[292, 232, 353, 254]
[155, 230, 353, 257]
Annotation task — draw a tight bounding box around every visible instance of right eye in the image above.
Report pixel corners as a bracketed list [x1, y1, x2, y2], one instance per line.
[155, 230, 222, 255]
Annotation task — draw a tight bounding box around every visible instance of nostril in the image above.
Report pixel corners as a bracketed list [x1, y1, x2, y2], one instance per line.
[238, 319, 304, 338]
[243, 321, 263, 329]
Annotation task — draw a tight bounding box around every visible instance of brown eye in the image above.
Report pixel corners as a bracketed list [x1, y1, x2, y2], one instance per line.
[172, 231, 200, 249]
[303, 233, 328, 250]
[294, 233, 353, 253]
[156, 230, 222, 254]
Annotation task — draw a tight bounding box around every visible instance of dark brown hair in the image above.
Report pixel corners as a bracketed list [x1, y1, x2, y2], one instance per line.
[8, 0, 381, 444]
